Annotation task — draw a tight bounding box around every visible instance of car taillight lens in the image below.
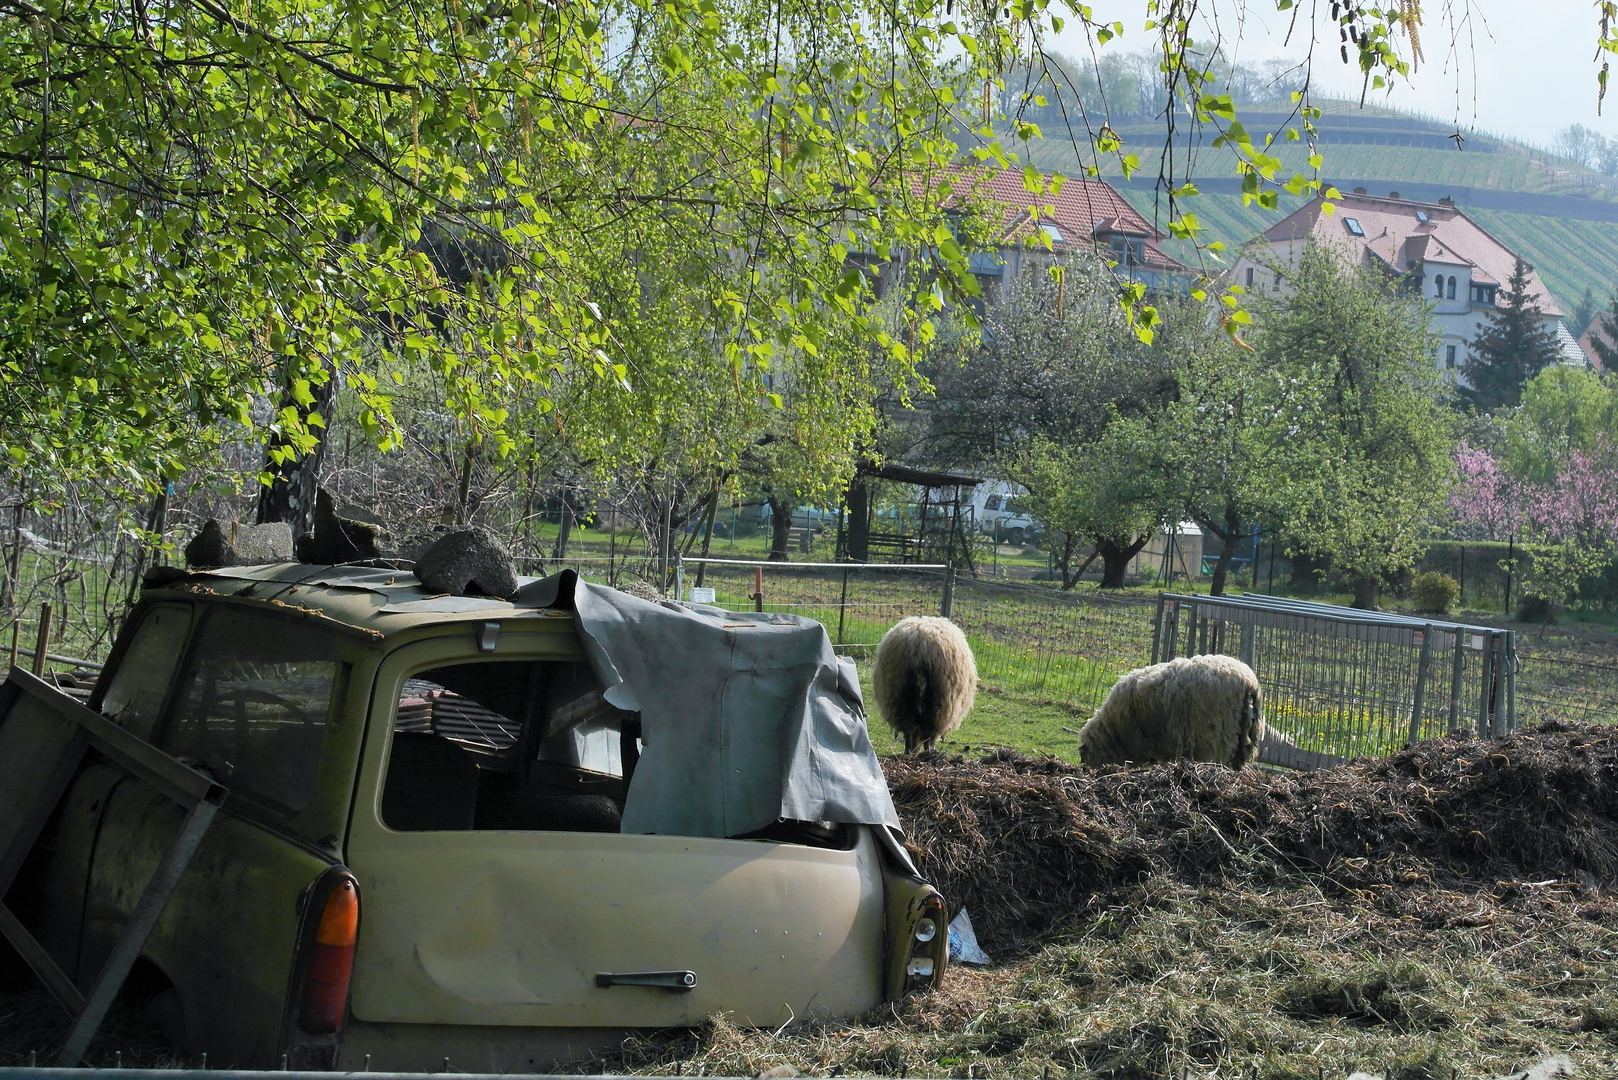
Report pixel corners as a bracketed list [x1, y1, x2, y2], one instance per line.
[299, 876, 359, 1034]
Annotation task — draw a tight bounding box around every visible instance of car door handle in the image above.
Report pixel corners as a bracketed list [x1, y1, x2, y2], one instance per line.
[595, 970, 697, 992]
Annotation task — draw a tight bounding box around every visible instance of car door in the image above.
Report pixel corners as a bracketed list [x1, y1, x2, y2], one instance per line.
[344, 623, 886, 1032]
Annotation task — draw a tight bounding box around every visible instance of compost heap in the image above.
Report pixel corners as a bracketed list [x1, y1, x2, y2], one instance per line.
[885, 720, 1618, 956]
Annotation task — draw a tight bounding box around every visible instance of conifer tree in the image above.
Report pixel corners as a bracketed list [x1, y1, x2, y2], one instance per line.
[1461, 259, 1566, 411]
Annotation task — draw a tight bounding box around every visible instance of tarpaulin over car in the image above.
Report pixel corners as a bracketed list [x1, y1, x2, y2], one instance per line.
[517, 571, 901, 839]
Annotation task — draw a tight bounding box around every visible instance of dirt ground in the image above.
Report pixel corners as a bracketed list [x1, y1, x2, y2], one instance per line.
[6, 724, 1618, 1078]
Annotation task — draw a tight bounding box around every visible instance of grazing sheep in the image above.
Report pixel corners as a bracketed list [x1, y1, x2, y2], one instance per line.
[872, 616, 977, 753]
[1078, 654, 1264, 770]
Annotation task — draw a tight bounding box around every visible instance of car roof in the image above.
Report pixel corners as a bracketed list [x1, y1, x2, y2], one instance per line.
[146, 562, 575, 639]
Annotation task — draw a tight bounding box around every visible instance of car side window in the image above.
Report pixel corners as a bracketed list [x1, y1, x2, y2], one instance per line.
[156, 608, 345, 816]
[99, 603, 193, 740]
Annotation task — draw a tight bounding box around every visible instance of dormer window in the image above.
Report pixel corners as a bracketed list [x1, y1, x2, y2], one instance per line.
[1470, 283, 1496, 305]
[1415, 211, 1430, 224]
[1344, 217, 1364, 236]
[1106, 234, 1146, 266]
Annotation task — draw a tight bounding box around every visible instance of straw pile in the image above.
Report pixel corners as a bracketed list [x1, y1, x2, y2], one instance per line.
[885, 720, 1618, 955]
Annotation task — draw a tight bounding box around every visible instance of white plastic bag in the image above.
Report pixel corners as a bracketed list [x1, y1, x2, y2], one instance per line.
[947, 907, 992, 965]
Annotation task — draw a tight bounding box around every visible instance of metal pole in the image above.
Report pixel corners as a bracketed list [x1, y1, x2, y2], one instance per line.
[940, 565, 955, 619]
[836, 566, 850, 645]
[1407, 623, 1434, 747]
[1447, 629, 1466, 733]
[1150, 597, 1165, 665]
[1505, 629, 1518, 731]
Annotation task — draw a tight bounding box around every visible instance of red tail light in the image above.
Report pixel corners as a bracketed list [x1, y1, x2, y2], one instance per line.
[298, 876, 359, 1034]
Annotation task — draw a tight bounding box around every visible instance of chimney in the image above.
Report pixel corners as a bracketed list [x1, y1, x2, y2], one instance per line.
[1352, 186, 1367, 194]
[1439, 196, 1455, 206]
[1388, 191, 1400, 200]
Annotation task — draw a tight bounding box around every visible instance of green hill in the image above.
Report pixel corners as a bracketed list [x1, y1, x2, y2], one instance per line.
[1022, 98, 1618, 321]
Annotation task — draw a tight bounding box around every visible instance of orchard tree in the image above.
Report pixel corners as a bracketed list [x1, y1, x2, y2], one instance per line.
[1154, 302, 1297, 595]
[926, 259, 1177, 588]
[1254, 243, 1456, 609]
[1460, 259, 1566, 412]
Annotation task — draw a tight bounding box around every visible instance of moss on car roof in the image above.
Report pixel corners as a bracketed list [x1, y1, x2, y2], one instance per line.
[146, 562, 571, 638]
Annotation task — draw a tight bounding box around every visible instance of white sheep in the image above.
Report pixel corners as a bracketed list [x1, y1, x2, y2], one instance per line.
[872, 615, 977, 753]
[1078, 654, 1264, 769]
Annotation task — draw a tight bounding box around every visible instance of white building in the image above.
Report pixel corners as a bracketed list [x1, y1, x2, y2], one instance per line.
[1229, 189, 1585, 376]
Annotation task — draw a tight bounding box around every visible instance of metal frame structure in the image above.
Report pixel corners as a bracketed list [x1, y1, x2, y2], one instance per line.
[0, 668, 227, 1067]
[1152, 593, 1516, 769]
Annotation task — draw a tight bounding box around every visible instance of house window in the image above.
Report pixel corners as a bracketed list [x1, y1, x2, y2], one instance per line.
[1447, 276, 1457, 300]
[1344, 217, 1364, 236]
[1415, 210, 1430, 223]
[1471, 284, 1496, 305]
[1107, 235, 1146, 266]
[1040, 223, 1063, 243]
[1245, 267, 1255, 287]
[1435, 276, 1444, 298]
[1273, 271, 1283, 289]
[1445, 345, 1457, 369]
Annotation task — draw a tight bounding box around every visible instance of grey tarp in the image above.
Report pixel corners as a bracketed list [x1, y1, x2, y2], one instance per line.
[518, 571, 901, 838]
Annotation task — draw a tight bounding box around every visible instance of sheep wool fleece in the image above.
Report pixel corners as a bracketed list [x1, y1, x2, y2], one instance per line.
[1079, 654, 1264, 769]
[872, 615, 978, 752]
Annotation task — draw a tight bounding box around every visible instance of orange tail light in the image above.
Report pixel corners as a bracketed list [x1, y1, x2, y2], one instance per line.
[299, 875, 359, 1034]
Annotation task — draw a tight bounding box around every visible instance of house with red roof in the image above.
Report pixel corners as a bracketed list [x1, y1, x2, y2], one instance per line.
[1229, 189, 1586, 376]
[958, 169, 1188, 299]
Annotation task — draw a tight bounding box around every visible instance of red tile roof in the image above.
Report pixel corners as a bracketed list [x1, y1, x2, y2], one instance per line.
[957, 168, 1186, 271]
[1260, 191, 1560, 315]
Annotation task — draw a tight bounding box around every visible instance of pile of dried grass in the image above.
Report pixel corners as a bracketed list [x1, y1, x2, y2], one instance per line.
[885, 721, 1618, 955]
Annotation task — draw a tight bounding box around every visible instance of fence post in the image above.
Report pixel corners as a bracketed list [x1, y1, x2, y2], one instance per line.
[1505, 629, 1517, 731]
[31, 603, 52, 676]
[836, 566, 850, 646]
[752, 567, 764, 613]
[1406, 623, 1434, 747]
[1184, 600, 1198, 658]
[1477, 630, 1496, 738]
[1447, 630, 1466, 733]
[1238, 621, 1255, 668]
[940, 565, 955, 619]
[1150, 597, 1165, 665]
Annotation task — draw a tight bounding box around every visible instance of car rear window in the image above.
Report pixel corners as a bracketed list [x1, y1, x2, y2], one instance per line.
[156, 607, 346, 815]
[100, 603, 192, 740]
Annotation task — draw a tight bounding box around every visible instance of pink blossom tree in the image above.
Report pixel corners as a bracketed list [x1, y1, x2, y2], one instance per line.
[1450, 442, 1522, 541]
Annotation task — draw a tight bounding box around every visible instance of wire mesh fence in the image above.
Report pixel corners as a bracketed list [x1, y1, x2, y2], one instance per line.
[1152, 594, 1516, 767]
[5, 500, 1618, 771]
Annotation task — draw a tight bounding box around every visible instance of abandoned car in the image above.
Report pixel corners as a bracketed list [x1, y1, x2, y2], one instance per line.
[2, 564, 947, 1070]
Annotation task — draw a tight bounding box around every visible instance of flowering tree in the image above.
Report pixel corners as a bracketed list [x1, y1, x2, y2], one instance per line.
[1450, 443, 1522, 542]
[1453, 440, 1618, 619]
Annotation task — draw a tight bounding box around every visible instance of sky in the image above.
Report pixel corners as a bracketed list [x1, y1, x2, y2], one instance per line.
[1052, 0, 1608, 147]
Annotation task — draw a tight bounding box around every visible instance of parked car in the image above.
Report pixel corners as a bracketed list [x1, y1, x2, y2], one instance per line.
[8, 563, 947, 1071]
[972, 486, 1041, 546]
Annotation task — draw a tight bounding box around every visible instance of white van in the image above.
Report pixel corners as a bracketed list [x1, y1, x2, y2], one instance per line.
[971, 483, 1040, 545]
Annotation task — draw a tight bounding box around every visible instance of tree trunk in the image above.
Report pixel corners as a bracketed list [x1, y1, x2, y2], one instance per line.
[767, 496, 793, 562]
[256, 369, 336, 539]
[551, 484, 577, 560]
[1098, 536, 1149, 589]
[1056, 532, 1099, 589]
[844, 477, 869, 562]
[1352, 576, 1380, 610]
